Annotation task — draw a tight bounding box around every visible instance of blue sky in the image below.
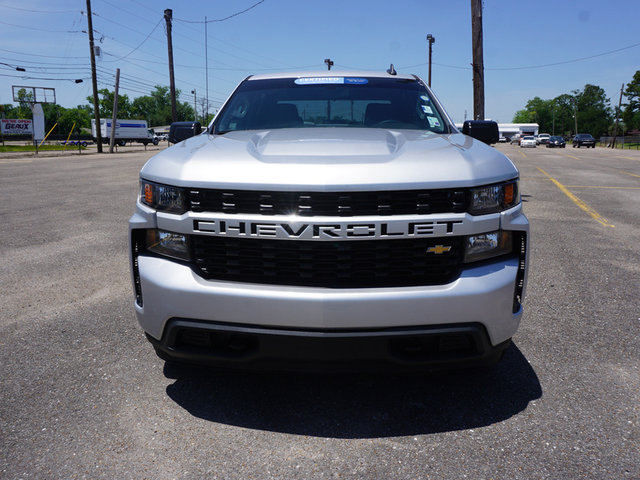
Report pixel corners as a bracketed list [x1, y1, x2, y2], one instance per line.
[1, 0, 639, 124]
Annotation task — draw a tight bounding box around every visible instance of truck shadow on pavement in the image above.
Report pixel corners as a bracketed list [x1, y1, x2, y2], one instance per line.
[164, 342, 541, 438]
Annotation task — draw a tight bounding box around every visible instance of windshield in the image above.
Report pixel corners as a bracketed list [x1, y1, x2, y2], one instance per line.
[213, 76, 450, 134]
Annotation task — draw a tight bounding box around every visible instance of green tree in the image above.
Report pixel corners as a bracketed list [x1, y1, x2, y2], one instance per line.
[42, 103, 66, 133]
[512, 109, 533, 123]
[512, 97, 555, 133]
[573, 84, 612, 137]
[86, 88, 132, 119]
[0, 104, 19, 118]
[130, 86, 194, 127]
[514, 85, 612, 137]
[58, 107, 91, 135]
[16, 88, 34, 118]
[622, 70, 640, 131]
[551, 94, 576, 137]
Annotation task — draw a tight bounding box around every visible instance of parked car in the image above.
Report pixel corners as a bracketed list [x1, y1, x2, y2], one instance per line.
[520, 135, 536, 148]
[546, 136, 566, 148]
[572, 133, 596, 148]
[510, 134, 522, 145]
[537, 133, 551, 145]
[498, 135, 507, 143]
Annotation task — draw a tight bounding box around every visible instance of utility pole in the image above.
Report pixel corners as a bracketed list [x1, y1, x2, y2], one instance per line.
[164, 9, 177, 122]
[426, 34, 435, 87]
[109, 68, 120, 153]
[324, 58, 334, 71]
[86, 0, 102, 152]
[471, 0, 485, 120]
[611, 83, 625, 148]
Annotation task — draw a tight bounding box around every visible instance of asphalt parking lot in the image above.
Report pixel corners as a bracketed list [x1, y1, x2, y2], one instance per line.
[1, 142, 638, 479]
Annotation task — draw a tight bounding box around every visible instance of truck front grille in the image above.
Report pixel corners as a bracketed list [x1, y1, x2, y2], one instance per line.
[189, 188, 466, 216]
[191, 236, 464, 288]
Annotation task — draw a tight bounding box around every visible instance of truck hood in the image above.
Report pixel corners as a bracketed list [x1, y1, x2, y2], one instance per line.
[140, 128, 519, 190]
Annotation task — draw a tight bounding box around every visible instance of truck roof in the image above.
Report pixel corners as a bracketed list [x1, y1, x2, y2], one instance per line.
[247, 70, 418, 81]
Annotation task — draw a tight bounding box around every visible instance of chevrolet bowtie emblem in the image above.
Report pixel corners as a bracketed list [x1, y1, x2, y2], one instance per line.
[427, 245, 451, 254]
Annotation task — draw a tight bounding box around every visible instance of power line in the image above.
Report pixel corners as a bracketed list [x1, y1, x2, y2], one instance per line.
[486, 41, 640, 71]
[0, 73, 86, 82]
[399, 40, 640, 72]
[97, 0, 158, 27]
[106, 18, 163, 62]
[175, 1, 265, 23]
[0, 3, 79, 14]
[0, 20, 83, 34]
[0, 48, 87, 60]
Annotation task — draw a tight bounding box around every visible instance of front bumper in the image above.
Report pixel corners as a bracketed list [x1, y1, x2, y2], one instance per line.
[129, 204, 529, 369]
[148, 319, 512, 371]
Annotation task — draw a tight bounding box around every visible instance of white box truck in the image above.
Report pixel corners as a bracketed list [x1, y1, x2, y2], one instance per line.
[92, 119, 158, 146]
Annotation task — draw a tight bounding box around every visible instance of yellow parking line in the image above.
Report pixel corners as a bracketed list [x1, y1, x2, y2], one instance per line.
[566, 185, 640, 190]
[559, 152, 581, 161]
[537, 167, 615, 228]
[620, 170, 640, 178]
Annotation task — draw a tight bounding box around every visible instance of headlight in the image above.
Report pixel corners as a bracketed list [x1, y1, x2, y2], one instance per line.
[146, 229, 191, 261]
[140, 180, 188, 214]
[469, 180, 519, 215]
[464, 230, 513, 263]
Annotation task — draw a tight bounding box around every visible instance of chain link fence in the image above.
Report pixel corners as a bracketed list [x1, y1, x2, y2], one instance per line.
[599, 135, 640, 149]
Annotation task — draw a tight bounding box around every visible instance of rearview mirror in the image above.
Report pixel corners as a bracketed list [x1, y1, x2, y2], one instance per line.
[169, 121, 202, 144]
[462, 120, 499, 145]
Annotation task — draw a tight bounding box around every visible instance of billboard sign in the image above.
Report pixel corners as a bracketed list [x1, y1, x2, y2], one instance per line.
[1, 119, 33, 135]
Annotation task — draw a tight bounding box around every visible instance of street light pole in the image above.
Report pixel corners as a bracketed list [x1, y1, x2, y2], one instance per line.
[191, 89, 197, 123]
[426, 34, 435, 87]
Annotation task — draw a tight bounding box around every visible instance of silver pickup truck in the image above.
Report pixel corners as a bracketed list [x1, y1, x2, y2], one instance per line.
[129, 70, 529, 371]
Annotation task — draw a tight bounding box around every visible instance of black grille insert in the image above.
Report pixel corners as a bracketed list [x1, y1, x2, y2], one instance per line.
[189, 188, 467, 216]
[191, 236, 464, 288]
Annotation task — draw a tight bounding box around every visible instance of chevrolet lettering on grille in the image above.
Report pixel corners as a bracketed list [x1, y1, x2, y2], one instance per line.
[193, 218, 464, 240]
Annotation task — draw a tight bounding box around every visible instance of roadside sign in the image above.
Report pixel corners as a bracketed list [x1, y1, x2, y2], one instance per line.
[1, 119, 33, 135]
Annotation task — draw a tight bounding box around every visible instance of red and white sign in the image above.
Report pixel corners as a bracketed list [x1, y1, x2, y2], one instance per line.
[1, 119, 33, 135]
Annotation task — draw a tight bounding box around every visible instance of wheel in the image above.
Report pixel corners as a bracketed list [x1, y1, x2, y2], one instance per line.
[118, 139, 126, 147]
[80, 141, 88, 147]
[153, 138, 159, 146]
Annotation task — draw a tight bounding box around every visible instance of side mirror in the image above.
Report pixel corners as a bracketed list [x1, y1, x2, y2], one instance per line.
[462, 120, 499, 145]
[169, 121, 202, 144]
